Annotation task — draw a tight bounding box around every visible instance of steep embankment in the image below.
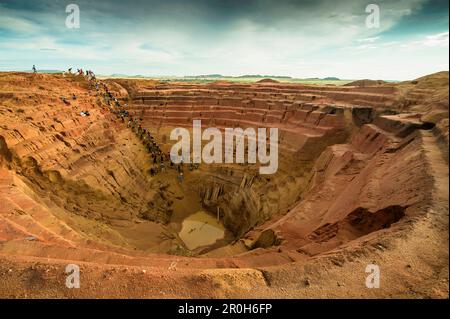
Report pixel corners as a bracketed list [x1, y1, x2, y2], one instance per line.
[0, 73, 180, 253]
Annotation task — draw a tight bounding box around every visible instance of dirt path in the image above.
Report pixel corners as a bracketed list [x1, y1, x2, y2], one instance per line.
[421, 131, 449, 205]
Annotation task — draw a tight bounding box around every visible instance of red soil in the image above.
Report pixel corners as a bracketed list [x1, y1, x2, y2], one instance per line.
[0, 72, 448, 298]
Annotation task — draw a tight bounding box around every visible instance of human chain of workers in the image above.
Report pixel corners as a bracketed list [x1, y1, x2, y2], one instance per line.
[71, 66, 199, 183]
[106, 85, 202, 182]
[32, 65, 199, 182]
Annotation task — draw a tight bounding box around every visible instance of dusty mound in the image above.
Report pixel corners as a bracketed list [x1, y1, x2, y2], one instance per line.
[344, 79, 386, 87]
[410, 71, 449, 86]
[0, 72, 448, 298]
[256, 78, 280, 83]
[392, 71, 449, 130]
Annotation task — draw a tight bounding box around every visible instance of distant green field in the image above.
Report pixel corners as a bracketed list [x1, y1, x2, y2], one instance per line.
[13, 71, 353, 85]
[170, 77, 353, 85]
[111, 76, 352, 86]
[99, 74, 355, 86]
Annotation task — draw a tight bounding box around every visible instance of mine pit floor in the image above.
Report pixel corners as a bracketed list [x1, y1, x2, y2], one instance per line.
[178, 210, 225, 250]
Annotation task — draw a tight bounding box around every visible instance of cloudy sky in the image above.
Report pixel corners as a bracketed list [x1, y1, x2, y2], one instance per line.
[0, 0, 448, 80]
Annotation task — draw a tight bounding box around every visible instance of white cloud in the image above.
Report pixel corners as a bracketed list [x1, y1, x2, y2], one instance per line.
[0, 0, 446, 80]
[0, 15, 42, 33]
[357, 36, 380, 43]
[423, 32, 449, 47]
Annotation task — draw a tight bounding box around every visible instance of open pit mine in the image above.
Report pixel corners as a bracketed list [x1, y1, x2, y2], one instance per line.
[0, 71, 448, 298]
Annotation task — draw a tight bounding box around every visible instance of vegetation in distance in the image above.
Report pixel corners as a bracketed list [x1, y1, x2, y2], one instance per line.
[20, 70, 354, 85]
[105, 74, 354, 85]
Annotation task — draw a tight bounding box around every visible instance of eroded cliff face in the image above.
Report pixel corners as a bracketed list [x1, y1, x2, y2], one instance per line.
[0, 72, 448, 298]
[0, 73, 180, 251]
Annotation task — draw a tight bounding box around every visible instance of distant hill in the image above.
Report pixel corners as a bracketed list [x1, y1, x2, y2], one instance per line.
[344, 79, 386, 87]
[256, 78, 280, 83]
[97, 73, 346, 82]
[183, 74, 293, 79]
[184, 74, 223, 78]
[237, 75, 292, 79]
[109, 73, 137, 78]
[409, 71, 449, 87]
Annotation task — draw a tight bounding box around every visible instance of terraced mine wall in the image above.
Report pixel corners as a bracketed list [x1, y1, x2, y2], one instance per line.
[119, 81, 437, 251]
